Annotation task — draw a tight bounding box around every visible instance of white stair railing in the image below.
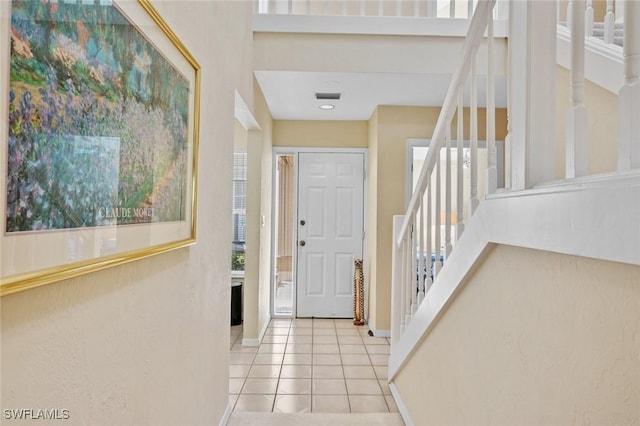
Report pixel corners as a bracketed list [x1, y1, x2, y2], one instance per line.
[256, 0, 481, 18]
[391, 0, 496, 347]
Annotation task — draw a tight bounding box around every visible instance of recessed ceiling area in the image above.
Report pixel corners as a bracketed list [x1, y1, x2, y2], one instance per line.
[254, 70, 507, 121]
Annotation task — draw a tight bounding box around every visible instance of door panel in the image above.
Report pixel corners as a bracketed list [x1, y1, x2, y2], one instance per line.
[297, 152, 364, 318]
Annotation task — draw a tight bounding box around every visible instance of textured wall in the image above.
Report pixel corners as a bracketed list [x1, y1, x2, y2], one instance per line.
[394, 245, 640, 425]
[1, 1, 255, 424]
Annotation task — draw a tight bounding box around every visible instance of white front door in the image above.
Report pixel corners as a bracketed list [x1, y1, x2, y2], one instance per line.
[296, 152, 365, 318]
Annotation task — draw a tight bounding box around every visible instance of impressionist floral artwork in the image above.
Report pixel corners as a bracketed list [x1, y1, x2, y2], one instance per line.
[7, 0, 190, 233]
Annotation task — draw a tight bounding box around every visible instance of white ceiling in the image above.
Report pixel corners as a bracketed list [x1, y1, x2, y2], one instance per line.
[254, 70, 507, 121]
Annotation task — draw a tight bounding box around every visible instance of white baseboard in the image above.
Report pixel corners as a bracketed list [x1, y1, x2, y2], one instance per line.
[389, 381, 413, 426]
[241, 320, 269, 347]
[370, 328, 391, 338]
[241, 337, 259, 346]
[258, 320, 269, 342]
[219, 401, 233, 426]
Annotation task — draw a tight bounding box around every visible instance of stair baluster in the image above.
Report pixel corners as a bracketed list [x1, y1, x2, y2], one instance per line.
[470, 57, 479, 214]
[410, 215, 418, 316]
[487, 12, 498, 193]
[434, 149, 442, 279]
[445, 127, 453, 258]
[456, 89, 465, 241]
[426, 183, 433, 293]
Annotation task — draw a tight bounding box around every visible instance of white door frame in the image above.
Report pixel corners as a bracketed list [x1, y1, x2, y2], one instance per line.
[271, 147, 368, 319]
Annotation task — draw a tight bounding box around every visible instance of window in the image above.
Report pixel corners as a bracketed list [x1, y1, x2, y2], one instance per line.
[232, 152, 247, 271]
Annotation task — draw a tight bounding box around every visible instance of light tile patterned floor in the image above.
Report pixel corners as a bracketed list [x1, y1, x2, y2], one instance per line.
[229, 319, 397, 414]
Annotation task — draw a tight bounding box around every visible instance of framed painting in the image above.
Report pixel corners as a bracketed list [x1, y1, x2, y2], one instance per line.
[0, 0, 201, 296]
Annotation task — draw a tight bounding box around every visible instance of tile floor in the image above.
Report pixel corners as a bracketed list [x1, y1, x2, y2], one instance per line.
[229, 318, 398, 414]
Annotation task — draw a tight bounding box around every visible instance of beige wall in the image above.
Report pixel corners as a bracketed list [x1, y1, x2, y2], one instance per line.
[555, 65, 619, 178]
[234, 119, 248, 150]
[257, 81, 274, 339]
[394, 244, 640, 425]
[240, 82, 273, 342]
[367, 110, 380, 327]
[1, 1, 255, 424]
[273, 120, 368, 148]
[368, 105, 507, 331]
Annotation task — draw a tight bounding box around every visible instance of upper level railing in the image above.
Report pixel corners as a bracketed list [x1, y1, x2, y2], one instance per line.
[561, 0, 623, 47]
[254, 0, 508, 18]
[257, 0, 473, 17]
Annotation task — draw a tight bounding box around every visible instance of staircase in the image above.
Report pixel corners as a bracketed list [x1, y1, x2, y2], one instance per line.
[388, 1, 640, 424]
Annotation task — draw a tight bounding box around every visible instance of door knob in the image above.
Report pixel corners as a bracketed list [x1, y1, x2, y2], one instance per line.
[299, 240, 306, 247]
[300, 220, 306, 226]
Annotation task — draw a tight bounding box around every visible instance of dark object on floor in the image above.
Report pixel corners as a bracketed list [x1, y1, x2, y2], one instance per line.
[368, 330, 374, 337]
[231, 281, 243, 326]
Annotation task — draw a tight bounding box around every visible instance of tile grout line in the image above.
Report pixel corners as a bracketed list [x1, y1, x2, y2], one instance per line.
[230, 318, 393, 415]
[337, 319, 353, 414]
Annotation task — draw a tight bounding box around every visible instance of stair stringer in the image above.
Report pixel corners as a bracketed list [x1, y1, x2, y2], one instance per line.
[389, 172, 640, 382]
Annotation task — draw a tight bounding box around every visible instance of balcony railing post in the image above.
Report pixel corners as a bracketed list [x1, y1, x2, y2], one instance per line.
[567, 0, 588, 178]
[604, 0, 615, 44]
[585, 0, 594, 36]
[391, 215, 404, 346]
[618, 0, 640, 170]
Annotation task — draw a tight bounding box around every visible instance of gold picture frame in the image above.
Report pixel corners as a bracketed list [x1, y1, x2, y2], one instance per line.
[1, 0, 200, 296]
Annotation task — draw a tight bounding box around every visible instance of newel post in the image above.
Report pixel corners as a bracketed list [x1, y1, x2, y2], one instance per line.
[390, 215, 405, 347]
